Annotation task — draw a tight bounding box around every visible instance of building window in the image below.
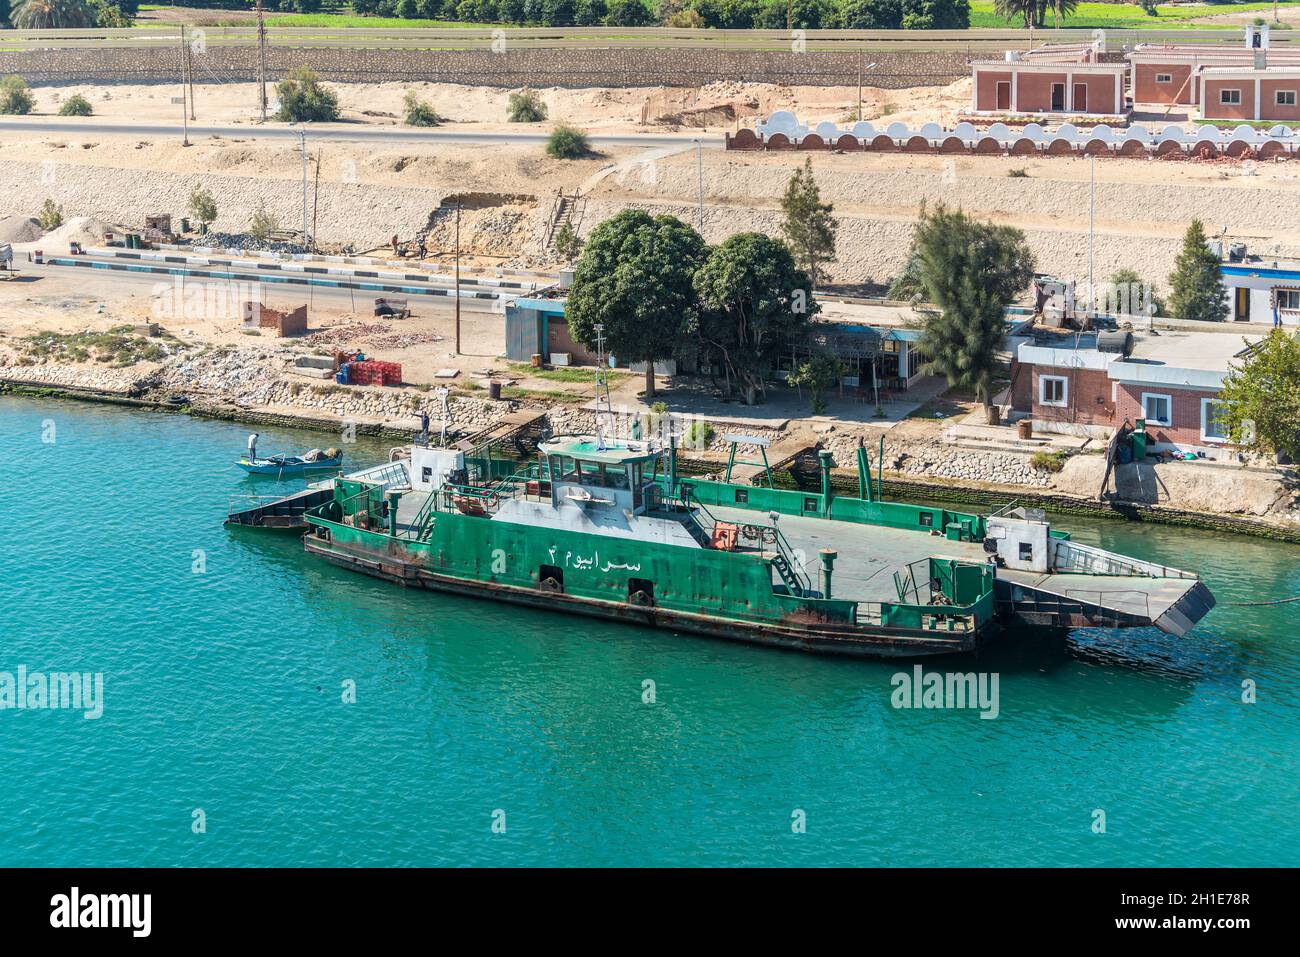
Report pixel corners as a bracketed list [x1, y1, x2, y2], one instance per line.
[1277, 289, 1300, 311]
[1156, 73, 1172, 84]
[1142, 393, 1173, 427]
[1201, 399, 1228, 444]
[1278, 90, 1297, 106]
[1039, 375, 1068, 408]
[1220, 89, 1242, 105]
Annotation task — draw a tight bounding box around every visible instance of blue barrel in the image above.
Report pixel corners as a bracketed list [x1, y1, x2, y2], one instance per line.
[335, 364, 350, 385]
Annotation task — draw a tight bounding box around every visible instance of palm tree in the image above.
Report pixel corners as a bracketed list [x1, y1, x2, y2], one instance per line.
[993, 0, 1036, 27]
[1046, 0, 1078, 28]
[10, 0, 97, 29]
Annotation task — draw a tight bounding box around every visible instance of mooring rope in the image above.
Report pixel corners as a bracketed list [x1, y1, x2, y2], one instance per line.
[1226, 596, 1300, 606]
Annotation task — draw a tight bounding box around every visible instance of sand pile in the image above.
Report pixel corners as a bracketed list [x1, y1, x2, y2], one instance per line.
[0, 215, 41, 243]
[40, 216, 124, 247]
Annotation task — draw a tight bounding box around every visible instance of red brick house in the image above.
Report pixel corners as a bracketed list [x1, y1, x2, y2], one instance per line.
[1011, 330, 1260, 459]
[1198, 66, 1300, 123]
[971, 44, 1127, 118]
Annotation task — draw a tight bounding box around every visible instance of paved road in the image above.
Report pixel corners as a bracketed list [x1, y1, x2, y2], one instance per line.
[0, 120, 716, 148]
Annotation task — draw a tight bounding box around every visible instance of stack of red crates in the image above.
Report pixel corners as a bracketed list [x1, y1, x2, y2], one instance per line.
[347, 359, 402, 387]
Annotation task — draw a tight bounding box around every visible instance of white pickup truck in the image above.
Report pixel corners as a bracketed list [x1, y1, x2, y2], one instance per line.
[0, 243, 14, 279]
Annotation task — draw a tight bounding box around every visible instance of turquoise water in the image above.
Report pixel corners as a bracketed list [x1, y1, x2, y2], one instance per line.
[1, 395, 1297, 867]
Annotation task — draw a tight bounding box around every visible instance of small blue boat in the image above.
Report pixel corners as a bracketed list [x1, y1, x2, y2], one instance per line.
[236, 433, 342, 476]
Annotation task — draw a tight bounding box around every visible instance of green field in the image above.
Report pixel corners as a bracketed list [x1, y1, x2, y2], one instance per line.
[134, 2, 1300, 31]
[969, 1, 1295, 30]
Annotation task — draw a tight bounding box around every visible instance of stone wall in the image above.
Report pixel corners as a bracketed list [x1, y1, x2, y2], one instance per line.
[821, 430, 1057, 489]
[0, 46, 971, 90]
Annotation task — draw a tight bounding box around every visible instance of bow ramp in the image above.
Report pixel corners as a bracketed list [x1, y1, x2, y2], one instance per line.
[986, 508, 1216, 636]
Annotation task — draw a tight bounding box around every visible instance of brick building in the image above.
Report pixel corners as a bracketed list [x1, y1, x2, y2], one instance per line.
[1011, 330, 1260, 459]
[970, 43, 1127, 118]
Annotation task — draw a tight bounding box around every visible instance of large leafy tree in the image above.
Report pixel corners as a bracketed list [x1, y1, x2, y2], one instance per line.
[1167, 219, 1228, 322]
[833, 0, 902, 28]
[10, 0, 97, 27]
[1216, 330, 1300, 462]
[694, 232, 817, 405]
[274, 66, 340, 123]
[901, 0, 968, 29]
[901, 204, 1035, 421]
[781, 157, 837, 290]
[566, 209, 708, 399]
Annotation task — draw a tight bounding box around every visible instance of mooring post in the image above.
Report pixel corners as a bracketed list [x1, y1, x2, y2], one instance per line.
[877, 434, 885, 502]
[668, 432, 678, 496]
[819, 548, 837, 599]
[387, 490, 402, 539]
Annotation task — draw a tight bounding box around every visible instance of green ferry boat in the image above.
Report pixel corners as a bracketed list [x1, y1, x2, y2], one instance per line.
[286, 435, 1215, 658]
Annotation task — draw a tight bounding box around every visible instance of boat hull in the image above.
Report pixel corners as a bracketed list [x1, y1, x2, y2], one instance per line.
[237, 457, 342, 476]
[303, 533, 991, 659]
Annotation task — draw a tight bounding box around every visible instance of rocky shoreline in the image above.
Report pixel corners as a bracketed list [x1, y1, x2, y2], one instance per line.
[4, 346, 1298, 542]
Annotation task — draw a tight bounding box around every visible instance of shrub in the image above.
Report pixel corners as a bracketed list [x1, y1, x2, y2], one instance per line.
[273, 67, 339, 123]
[403, 91, 445, 127]
[553, 221, 583, 261]
[507, 88, 547, 123]
[1029, 450, 1067, 473]
[546, 123, 590, 159]
[188, 185, 217, 230]
[38, 199, 64, 230]
[0, 75, 34, 116]
[685, 419, 715, 448]
[247, 202, 279, 242]
[58, 94, 93, 117]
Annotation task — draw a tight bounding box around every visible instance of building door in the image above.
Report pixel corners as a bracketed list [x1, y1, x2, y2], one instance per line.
[996, 81, 1010, 111]
[1051, 83, 1065, 112]
[1073, 83, 1087, 112]
[1235, 287, 1250, 322]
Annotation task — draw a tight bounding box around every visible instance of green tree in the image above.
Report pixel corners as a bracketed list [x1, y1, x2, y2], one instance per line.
[694, 232, 817, 405]
[38, 199, 63, 230]
[541, 0, 574, 22]
[10, 0, 96, 27]
[605, 0, 652, 24]
[1167, 219, 1228, 322]
[901, 204, 1035, 421]
[92, 0, 130, 26]
[247, 201, 279, 243]
[901, 0, 968, 29]
[787, 350, 844, 414]
[781, 157, 837, 290]
[1108, 267, 1163, 319]
[553, 221, 583, 262]
[273, 66, 339, 123]
[0, 75, 34, 115]
[507, 88, 547, 123]
[546, 123, 590, 159]
[188, 184, 217, 231]
[58, 93, 93, 116]
[1216, 330, 1300, 461]
[566, 209, 708, 399]
[833, 0, 902, 28]
[403, 91, 445, 127]
[574, 0, 605, 22]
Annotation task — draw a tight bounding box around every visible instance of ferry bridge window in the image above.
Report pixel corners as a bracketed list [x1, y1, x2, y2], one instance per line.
[1019, 542, 1034, 561]
[735, 489, 749, 504]
[919, 513, 934, 527]
[606, 466, 630, 490]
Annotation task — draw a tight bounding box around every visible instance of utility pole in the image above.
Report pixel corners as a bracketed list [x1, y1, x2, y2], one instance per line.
[179, 26, 190, 147]
[186, 30, 195, 122]
[695, 138, 703, 229]
[294, 128, 308, 249]
[858, 51, 863, 122]
[257, 0, 268, 122]
[1088, 156, 1095, 320]
[454, 202, 462, 356]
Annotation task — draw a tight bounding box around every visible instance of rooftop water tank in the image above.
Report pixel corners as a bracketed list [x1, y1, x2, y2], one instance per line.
[1096, 330, 1134, 357]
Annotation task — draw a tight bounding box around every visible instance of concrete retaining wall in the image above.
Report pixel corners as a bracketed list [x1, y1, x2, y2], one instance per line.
[0, 45, 971, 90]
